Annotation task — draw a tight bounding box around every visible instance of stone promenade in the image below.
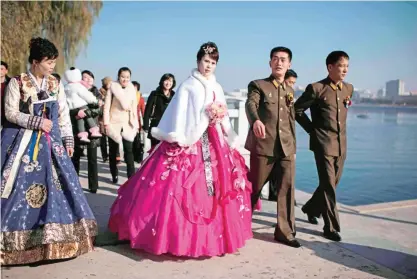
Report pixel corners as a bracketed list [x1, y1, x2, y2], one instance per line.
[2, 152, 417, 279]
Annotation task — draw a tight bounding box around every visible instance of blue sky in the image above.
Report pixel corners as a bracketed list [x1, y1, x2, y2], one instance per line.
[74, 1, 417, 94]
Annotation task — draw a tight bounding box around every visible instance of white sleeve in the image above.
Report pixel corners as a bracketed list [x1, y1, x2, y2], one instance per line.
[151, 83, 191, 145]
[78, 85, 98, 104]
[103, 87, 112, 125]
[57, 82, 74, 147]
[5, 78, 43, 130]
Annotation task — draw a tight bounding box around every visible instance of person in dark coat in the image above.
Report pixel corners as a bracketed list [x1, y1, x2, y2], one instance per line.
[143, 73, 176, 148]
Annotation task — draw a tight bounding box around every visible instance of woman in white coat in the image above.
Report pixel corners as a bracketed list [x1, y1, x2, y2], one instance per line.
[103, 67, 138, 183]
[108, 42, 253, 258]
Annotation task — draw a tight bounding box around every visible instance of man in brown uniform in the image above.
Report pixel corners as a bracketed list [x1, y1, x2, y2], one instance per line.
[269, 69, 298, 202]
[294, 51, 353, 242]
[245, 46, 300, 248]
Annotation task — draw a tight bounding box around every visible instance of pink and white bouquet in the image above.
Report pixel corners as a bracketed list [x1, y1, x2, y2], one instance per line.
[206, 101, 227, 125]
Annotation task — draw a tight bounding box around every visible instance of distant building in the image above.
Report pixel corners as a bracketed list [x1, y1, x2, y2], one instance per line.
[385, 79, 405, 100]
[377, 88, 386, 99]
[353, 88, 373, 100]
[395, 94, 417, 105]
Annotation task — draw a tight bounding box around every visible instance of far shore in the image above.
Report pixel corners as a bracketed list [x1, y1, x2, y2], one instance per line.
[352, 103, 417, 109]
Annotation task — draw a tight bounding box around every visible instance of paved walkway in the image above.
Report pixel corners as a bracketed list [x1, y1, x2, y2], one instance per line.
[2, 153, 417, 279]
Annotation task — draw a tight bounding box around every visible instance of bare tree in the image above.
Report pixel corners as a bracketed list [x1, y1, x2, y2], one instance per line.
[1, 1, 103, 74]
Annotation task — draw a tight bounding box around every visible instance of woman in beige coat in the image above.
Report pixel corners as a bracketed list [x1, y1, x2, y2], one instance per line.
[103, 67, 138, 183]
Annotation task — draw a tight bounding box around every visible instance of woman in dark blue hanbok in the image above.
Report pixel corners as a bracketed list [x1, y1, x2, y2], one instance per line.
[1, 38, 97, 265]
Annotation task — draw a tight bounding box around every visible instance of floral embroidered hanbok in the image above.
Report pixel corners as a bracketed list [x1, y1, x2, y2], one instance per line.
[1, 72, 97, 265]
[108, 69, 253, 257]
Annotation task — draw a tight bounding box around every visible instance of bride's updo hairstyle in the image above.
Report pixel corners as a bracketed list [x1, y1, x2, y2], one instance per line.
[196, 41, 219, 63]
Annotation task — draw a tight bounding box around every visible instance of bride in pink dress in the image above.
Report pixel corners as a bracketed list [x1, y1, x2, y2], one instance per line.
[108, 42, 253, 257]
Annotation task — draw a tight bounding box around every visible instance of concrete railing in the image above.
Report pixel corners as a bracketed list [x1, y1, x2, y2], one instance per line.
[225, 96, 249, 146]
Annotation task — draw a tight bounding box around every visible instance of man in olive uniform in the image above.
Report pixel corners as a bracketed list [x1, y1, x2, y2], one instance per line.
[294, 51, 353, 242]
[269, 69, 298, 202]
[245, 46, 300, 248]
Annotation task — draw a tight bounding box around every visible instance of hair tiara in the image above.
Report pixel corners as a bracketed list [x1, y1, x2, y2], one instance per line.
[203, 45, 216, 54]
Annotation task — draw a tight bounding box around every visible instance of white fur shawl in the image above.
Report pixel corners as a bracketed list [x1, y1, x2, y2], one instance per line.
[151, 69, 238, 148]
